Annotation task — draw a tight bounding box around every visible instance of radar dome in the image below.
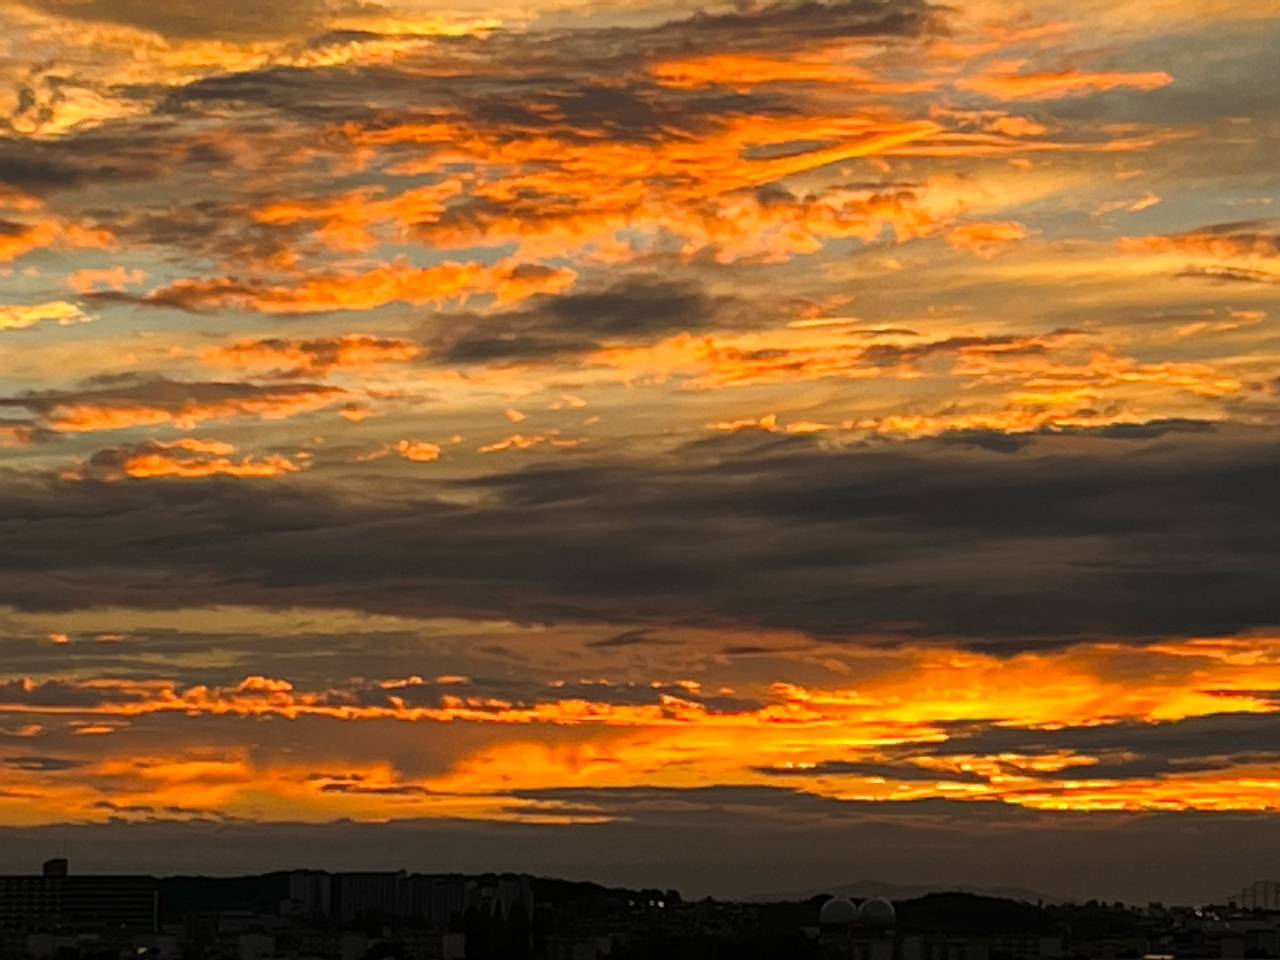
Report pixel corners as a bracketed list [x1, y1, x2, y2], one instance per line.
[819, 897, 859, 926]
[857, 897, 896, 928]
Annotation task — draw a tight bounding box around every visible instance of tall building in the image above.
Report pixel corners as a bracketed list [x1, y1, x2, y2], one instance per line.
[286, 870, 334, 920]
[335, 872, 406, 922]
[1234, 881, 1280, 910]
[0, 860, 157, 931]
[404, 875, 472, 927]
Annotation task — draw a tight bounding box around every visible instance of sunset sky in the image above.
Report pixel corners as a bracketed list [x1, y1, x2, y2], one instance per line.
[1, 0, 1279, 902]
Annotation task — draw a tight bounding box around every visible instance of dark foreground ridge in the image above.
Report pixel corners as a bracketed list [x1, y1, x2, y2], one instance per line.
[1, 859, 1278, 960]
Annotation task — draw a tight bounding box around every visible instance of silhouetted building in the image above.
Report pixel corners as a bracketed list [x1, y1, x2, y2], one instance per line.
[335, 871, 405, 923]
[819, 896, 897, 960]
[285, 870, 333, 920]
[1233, 880, 1280, 910]
[0, 861, 157, 931]
[405, 875, 471, 927]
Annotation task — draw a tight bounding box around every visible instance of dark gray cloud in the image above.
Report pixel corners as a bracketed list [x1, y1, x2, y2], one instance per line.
[88, 799, 245, 823]
[859, 332, 1071, 369]
[0, 373, 345, 426]
[422, 277, 742, 363]
[1, 755, 87, 772]
[587, 629, 676, 649]
[1191, 218, 1280, 240]
[1178, 266, 1280, 285]
[0, 151, 94, 193]
[1209, 688, 1280, 704]
[935, 419, 1220, 455]
[0, 678, 137, 710]
[928, 712, 1280, 782]
[0, 426, 1277, 643]
[85, 200, 303, 270]
[0, 134, 182, 195]
[12, 0, 341, 40]
[0, 659, 755, 718]
[162, 63, 788, 160]
[751, 711, 1280, 786]
[157, 0, 938, 128]
[545, 0, 940, 63]
[663, 0, 937, 49]
[1071, 419, 1219, 440]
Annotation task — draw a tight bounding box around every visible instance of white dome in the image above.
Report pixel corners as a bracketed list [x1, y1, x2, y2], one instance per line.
[857, 897, 896, 928]
[820, 897, 859, 926]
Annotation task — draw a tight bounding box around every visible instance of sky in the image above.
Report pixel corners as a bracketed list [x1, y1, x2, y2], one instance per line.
[1, 0, 1279, 904]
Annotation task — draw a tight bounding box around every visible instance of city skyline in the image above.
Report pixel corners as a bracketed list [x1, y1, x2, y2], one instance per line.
[1, 853, 1277, 911]
[1, 0, 1278, 904]
[5, 856, 1273, 960]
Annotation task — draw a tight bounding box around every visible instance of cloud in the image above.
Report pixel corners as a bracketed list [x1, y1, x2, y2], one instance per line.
[0, 421, 40, 447]
[1176, 265, 1280, 285]
[925, 711, 1280, 782]
[945, 221, 1028, 257]
[587, 629, 675, 649]
[0, 301, 91, 331]
[640, 0, 939, 55]
[0, 0, 1275, 882]
[1, 375, 348, 432]
[395, 440, 442, 463]
[0, 216, 111, 263]
[959, 68, 1172, 101]
[12, 0, 336, 40]
[651, 53, 884, 90]
[1120, 220, 1280, 260]
[135, 260, 577, 314]
[757, 759, 990, 784]
[0, 428, 1277, 641]
[1, 755, 86, 772]
[203, 335, 422, 375]
[69, 439, 307, 481]
[0, 798, 1279, 901]
[0, 150, 107, 194]
[477, 432, 582, 454]
[423, 277, 742, 364]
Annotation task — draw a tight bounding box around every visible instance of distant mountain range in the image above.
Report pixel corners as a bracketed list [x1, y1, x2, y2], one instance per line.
[748, 880, 1068, 905]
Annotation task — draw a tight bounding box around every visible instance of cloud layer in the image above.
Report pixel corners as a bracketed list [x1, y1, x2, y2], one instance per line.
[0, 0, 1278, 897]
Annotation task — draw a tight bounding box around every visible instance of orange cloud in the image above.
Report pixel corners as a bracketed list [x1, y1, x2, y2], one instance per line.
[711, 413, 779, 434]
[0, 221, 55, 263]
[145, 260, 576, 314]
[0, 423, 36, 448]
[984, 115, 1049, 138]
[43, 387, 347, 433]
[1095, 193, 1162, 216]
[959, 67, 1172, 101]
[2, 635, 1279, 821]
[650, 53, 929, 92]
[0, 217, 113, 263]
[69, 439, 306, 481]
[1119, 229, 1280, 260]
[252, 180, 466, 252]
[478, 432, 582, 454]
[588, 319, 1242, 422]
[204, 335, 422, 374]
[395, 440, 442, 462]
[946, 220, 1029, 257]
[348, 112, 944, 262]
